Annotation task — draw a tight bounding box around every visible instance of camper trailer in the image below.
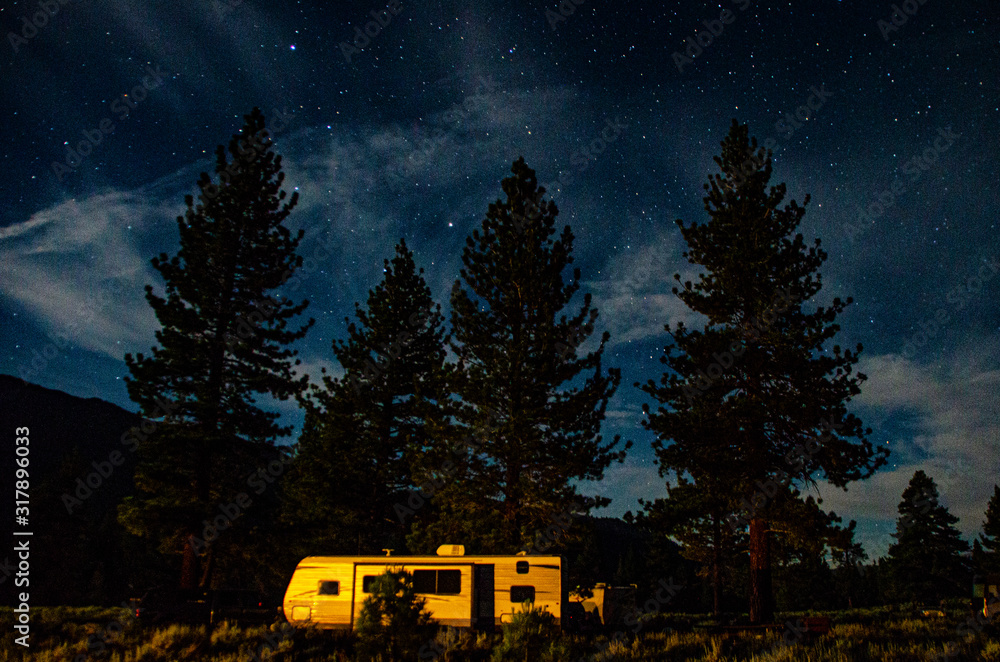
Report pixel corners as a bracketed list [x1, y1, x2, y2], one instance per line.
[282, 545, 565, 630]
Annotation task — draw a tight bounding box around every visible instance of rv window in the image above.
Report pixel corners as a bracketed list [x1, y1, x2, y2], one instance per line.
[510, 586, 535, 604]
[318, 581, 339, 596]
[362, 575, 377, 593]
[437, 570, 461, 594]
[516, 561, 529, 574]
[413, 570, 437, 594]
[412, 569, 462, 595]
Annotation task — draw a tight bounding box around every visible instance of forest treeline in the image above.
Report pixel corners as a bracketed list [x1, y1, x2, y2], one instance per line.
[4, 109, 996, 621]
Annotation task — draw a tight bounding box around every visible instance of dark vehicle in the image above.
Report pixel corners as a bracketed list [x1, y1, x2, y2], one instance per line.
[563, 601, 599, 634]
[136, 587, 280, 626]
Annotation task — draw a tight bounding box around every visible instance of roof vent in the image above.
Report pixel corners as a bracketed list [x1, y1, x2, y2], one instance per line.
[436, 544, 465, 556]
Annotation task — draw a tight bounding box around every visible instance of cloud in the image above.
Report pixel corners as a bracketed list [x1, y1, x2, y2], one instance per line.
[0, 190, 170, 360]
[292, 356, 342, 387]
[814, 342, 1000, 553]
[3, 84, 584, 367]
[579, 456, 667, 517]
[587, 227, 705, 347]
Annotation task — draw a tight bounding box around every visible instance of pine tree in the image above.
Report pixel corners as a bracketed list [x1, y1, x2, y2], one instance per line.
[413, 157, 630, 553]
[769, 492, 864, 611]
[283, 239, 448, 555]
[638, 119, 889, 622]
[974, 485, 1000, 576]
[635, 476, 741, 617]
[886, 470, 970, 603]
[355, 569, 435, 661]
[119, 108, 313, 589]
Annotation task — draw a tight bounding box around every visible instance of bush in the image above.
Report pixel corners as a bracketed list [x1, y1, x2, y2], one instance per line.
[490, 602, 568, 662]
[354, 569, 435, 661]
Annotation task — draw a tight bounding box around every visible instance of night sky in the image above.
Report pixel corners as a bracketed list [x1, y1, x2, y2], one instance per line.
[1, 0, 998, 560]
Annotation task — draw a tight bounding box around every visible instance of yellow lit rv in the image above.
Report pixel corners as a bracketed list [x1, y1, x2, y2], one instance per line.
[282, 545, 565, 630]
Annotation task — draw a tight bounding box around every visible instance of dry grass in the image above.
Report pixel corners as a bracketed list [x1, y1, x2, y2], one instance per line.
[0, 607, 997, 661]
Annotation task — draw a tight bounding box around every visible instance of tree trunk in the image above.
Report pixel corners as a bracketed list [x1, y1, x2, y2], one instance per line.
[180, 534, 198, 589]
[749, 516, 773, 623]
[712, 511, 722, 617]
[199, 545, 215, 588]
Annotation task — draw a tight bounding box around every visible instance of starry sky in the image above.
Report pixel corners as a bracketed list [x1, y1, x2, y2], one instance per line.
[1, 0, 998, 560]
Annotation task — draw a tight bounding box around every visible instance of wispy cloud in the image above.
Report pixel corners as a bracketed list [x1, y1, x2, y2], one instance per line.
[0, 190, 170, 360]
[814, 341, 1000, 553]
[587, 227, 704, 347]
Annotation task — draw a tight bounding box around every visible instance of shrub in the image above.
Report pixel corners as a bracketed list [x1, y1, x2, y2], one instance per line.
[490, 602, 567, 662]
[354, 569, 435, 661]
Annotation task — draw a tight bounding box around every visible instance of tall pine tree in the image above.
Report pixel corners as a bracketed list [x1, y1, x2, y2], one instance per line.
[639, 120, 888, 622]
[973, 485, 1000, 576]
[886, 470, 970, 603]
[412, 157, 630, 553]
[120, 108, 313, 589]
[283, 239, 448, 555]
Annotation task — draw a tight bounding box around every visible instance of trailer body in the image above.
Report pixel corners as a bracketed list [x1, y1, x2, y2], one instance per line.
[283, 549, 564, 630]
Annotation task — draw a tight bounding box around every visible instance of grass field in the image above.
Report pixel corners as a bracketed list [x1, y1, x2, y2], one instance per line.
[1, 606, 998, 661]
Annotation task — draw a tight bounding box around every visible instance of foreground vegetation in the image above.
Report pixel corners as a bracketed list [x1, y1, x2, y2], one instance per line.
[3, 606, 999, 661]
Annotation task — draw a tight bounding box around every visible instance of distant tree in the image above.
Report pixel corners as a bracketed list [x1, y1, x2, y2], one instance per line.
[119, 108, 313, 589]
[283, 239, 448, 555]
[635, 476, 741, 617]
[769, 492, 864, 611]
[638, 119, 889, 622]
[886, 470, 970, 603]
[411, 157, 630, 554]
[355, 569, 435, 662]
[973, 485, 1000, 576]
